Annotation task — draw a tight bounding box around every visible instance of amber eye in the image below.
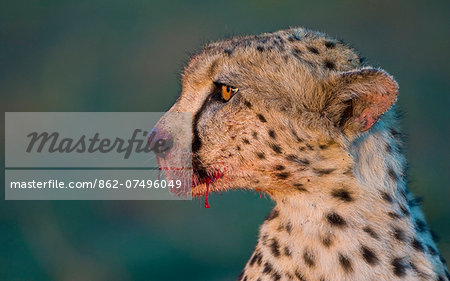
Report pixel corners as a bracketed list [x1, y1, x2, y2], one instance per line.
[221, 84, 238, 101]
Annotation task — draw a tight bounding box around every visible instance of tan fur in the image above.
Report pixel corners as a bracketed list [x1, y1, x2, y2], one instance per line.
[154, 27, 448, 280]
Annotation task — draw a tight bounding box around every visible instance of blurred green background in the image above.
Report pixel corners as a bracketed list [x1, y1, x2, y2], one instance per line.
[1, 0, 449, 280]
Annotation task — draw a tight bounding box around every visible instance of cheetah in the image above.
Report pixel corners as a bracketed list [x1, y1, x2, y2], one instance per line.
[149, 27, 449, 280]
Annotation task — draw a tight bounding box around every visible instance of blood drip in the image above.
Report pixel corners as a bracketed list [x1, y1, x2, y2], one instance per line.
[156, 158, 162, 181]
[204, 179, 211, 208]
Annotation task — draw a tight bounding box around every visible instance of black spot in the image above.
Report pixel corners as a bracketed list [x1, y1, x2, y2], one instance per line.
[244, 100, 253, 109]
[388, 167, 399, 181]
[393, 227, 407, 242]
[292, 48, 302, 59]
[290, 129, 303, 142]
[236, 145, 241, 151]
[358, 56, 367, 64]
[272, 271, 281, 281]
[257, 114, 267, 123]
[284, 246, 291, 257]
[268, 129, 276, 139]
[256, 46, 264, 52]
[381, 191, 394, 203]
[274, 165, 285, 171]
[388, 212, 402, 219]
[324, 59, 335, 70]
[319, 143, 329, 149]
[338, 253, 353, 273]
[252, 131, 258, 139]
[411, 238, 424, 252]
[322, 235, 333, 248]
[440, 254, 446, 264]
[399, 204, 410, 217]
[326, 212, 347, 227]
[361, 245, 379, 265]
[438, 275, 445, 281]
[270, 144, 282, 154]
[324, 41, 336, 48]
[285, 154, 310, 165]
[285, 222, 293, 234]
[269, 238, 281, 257]
[263, 262, 273, 274]
[306, 143, 314, 150]
[331, 188, 353, 202]
[295, 271, 307, 281]
[427, 245, 438, 256]
[314, 168, 335, 175]
[303, 249, 315, 267]
[250, 251, 262, 266]
[307, 46, 319, 54]
[391, 257, 407, 277]
[256, 152, 266, 159]
[363, 227, 379, 239]
[293, 183, 308, 192]
[224, 49, 233, 56]
[265, 209, 279, 221]
[343, 167, 353, 176]
[242, 138, 250, 144]
[275, 172, 290, 180]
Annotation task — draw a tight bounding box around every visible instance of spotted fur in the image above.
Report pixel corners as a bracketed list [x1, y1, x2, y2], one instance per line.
[153, 27, 448, 281]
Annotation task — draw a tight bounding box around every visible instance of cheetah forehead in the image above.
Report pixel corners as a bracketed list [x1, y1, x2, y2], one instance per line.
[179, 27, 368, 123]
[184, 27, 364, 83]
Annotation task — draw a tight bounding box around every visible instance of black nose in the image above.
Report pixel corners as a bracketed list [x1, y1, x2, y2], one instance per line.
[148, 128, 174, 159]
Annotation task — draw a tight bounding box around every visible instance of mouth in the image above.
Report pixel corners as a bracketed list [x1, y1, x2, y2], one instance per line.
[191, 156, 226, 208]
[156, 154, 226, 207]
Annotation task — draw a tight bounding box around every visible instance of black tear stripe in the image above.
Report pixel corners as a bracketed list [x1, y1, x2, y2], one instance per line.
[192, 91, 220, 178]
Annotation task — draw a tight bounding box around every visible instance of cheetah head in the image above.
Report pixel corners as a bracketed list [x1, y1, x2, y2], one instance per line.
[150, 27, 398, 200]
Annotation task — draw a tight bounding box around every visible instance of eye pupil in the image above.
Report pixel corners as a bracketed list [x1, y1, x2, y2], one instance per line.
[219, 84, 238, 102]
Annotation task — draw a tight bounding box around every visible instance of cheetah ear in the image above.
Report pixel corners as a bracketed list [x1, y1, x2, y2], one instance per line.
[331, 68, 398, 135]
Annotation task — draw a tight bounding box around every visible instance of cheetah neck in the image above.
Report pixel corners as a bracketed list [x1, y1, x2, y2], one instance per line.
[239, 124, 446, 281]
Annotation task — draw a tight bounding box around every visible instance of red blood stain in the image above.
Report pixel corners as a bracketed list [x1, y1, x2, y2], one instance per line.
[156, 158, 162, 181]
[205, 179, 211, 208]
[203, 169, 224, 209]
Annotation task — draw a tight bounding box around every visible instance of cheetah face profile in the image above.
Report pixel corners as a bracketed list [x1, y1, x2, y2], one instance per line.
[150, 27, 398, 199]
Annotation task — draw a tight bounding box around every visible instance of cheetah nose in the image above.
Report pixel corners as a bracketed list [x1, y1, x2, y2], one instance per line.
[148, 127, 174, 159]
